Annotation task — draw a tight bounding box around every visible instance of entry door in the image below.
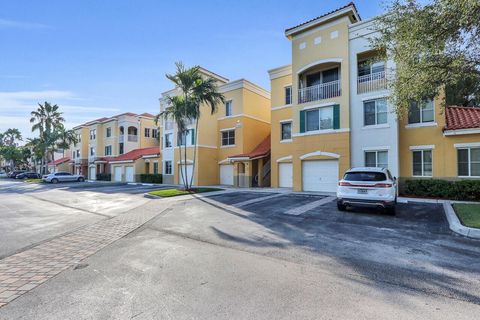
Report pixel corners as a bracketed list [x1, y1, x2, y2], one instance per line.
[114, 167, 122, 182]
[125, 166, 134, 182]
[179, 165, 193, 185]
[278, 163, 293, 188]
[302, 160, 339, 192]
[220, 164, 234, 185]
[89, 167, 96, 180]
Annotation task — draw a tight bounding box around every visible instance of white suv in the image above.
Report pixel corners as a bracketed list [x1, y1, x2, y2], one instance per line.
[337, 167, 397, 215]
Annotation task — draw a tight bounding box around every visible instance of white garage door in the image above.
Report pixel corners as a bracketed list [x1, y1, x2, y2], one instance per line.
[179, 164, 193, 185]
[125, 166, 134, 182]
[114, 167, 122, 182]
[302, 160, 339, 193]
[220, 164, 234, 185]
[278, 163, 293, 188]
[89, 167, 96, 180]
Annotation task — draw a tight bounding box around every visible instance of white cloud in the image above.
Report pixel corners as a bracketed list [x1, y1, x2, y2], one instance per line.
[0, 18, 50, 30]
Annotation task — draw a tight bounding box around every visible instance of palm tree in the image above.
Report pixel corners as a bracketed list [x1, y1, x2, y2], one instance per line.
[56, 125, 78, 157]
[2, 128, 22, 146]
[164, 62, 224, 188]
[30, 102, 65, 174]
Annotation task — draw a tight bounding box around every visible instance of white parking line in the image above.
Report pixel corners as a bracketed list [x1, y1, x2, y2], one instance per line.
[284, 196, 336, 216]
[232, 193, 285, 207]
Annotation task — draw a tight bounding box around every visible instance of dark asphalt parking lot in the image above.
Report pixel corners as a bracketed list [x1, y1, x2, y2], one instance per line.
[206, 191, 279, 205]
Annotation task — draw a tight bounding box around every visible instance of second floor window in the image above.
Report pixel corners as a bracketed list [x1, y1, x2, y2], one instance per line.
[306, 106, 333, 131]
[76, 150, 80, 158]
[225, 100, 233, 116]
[281, 122, 292, 140]
[152, 129, 158, 138]
[285, 86, 292, 105]
[145, 128, 150, 137]
[119, 143, 124, 155]
[364, 98, 387, 126]
[105, 145, 112, 156]
[165, 133, 172, 148]
[408, 100, 434, 124]
[90, 147, 95, 156]
[89, 129, 96, 140]
[221, 130, 235, 146]
[106, 127, 111, 138]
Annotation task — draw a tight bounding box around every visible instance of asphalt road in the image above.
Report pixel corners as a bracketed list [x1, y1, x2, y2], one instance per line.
[1, 180, 479, 319]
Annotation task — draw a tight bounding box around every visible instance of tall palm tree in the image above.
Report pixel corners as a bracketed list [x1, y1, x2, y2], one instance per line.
[2, 128, 22, 146]
[30, 102, 65, 174]
[56, 125, 78, 157]
[165, 62, 224, 188]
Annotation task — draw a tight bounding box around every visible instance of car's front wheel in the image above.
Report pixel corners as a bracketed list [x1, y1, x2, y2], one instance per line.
[51, 178, 59, 184]
[77, 177, 85, 182]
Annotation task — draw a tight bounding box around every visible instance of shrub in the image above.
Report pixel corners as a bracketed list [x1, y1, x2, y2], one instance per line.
[140, 174, 162, 184]
[96, 173, 111, 181]
[404, 179, 480, 201]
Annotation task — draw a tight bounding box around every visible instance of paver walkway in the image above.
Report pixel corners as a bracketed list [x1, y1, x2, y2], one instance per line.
[0, 200, 168, 308]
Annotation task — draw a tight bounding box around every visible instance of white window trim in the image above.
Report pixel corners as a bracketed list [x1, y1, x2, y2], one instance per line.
[405, 122, 438, 129]
[280, 139, 293, 144]
[457, 147, 480, 178]
[412, 149, 433, 177]
[225, 100, 233, 117]
[271, 105, 292, 111]
[301, 101, 338, 111]
[220, 127, 236, 132]
[292, 128, 350, 137]
[361, 93, 389, 101]
[444, 128, 480, 136]
[221, 129, 235, 147]
[164, 160, 173, 175]
[280, 120, 292, 142]
[276, 155, 293, 163]
[409, 145, 435, 150]
[364, 150, 388, 168]
[363, 98, 388, 127]
[164, 133, 173, 149]
[300, 151, 340, 160]
[362, 146, 390, 151]
[361, 123, 390, 130]
[454, 142, 480, 148]
[220, 144, 236, 149]
[284, 85, 293, 105]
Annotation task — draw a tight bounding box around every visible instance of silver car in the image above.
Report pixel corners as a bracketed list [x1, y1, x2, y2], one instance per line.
[42, 172, 85, 183]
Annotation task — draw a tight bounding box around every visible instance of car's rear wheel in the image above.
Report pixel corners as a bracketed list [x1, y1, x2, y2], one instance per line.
[51, 178, 59, 184]
[77, 177, 85, 182]
[337, 201, 347, 211]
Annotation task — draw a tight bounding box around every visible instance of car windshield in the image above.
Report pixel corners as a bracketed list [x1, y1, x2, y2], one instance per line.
[344, 172, 386, 182]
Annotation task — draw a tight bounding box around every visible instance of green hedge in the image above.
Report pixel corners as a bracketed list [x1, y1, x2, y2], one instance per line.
[140, 174, 162, 184]
[96, 173, 111, 181]
[404, 179, 480, 201]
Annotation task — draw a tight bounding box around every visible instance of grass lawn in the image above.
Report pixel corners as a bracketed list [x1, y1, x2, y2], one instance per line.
[24, 179, 43, 183]
[148, 187, 222, 198]
[453, 204, 480, 229]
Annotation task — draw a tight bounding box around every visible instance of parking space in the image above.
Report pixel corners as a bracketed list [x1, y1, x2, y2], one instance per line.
[206, 191, 278, 205]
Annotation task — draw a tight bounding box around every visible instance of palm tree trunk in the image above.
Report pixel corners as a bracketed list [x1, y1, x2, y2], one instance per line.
[183, 136, 188, 189]
[189, 120, 199, 188]
[177, 134, 186, 188]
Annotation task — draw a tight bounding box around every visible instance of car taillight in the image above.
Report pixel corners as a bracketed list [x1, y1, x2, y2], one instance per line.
[373, 183, 392, 188]
[338, 181, 352, 186]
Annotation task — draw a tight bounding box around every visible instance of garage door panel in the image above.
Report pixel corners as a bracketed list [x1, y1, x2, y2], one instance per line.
[114, 167, 122, 182]
[278, 163, 293, 188]
[125, 166, 134, 182]
[302, 160, 339, 192]
[220, 164, 234, 185]
[89, 167, 96, 180]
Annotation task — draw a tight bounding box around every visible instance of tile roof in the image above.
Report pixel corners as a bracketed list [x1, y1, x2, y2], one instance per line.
[108, 147, 160, 162]
[444, 106, 480, 131]
[49, 156, 71, 166]
[139, 112, 155, 118]
[229, 135, 271, 159]
[285, 2, 360, 33]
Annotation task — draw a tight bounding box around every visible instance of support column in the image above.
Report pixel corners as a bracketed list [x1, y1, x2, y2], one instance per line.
[257, 158, 264, 187]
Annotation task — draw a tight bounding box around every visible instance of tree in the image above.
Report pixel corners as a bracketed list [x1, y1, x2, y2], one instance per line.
[162, 62, 224, 189]
[30, 102, 65, 174]
[0, 129, 23, 170]
[373, 0, 480, 116]
[56, 125, 78, 157]
[2, 128, 22, 146]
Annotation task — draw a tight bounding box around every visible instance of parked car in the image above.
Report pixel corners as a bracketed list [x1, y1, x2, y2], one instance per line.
[8, 170, 26, 179]
[42, 172, 85, 183]
[337, 167, 397, 215]
[16, 172, 41, 179]
[0, 171, 7, 178]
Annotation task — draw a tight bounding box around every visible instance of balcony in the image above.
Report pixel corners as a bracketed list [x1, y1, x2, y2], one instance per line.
[298, 80, 341, 104]
[357, 71, 386, 94]
[127, 134, 138, 142]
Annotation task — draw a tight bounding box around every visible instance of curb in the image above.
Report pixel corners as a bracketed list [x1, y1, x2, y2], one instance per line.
[443, 201, 480, 239]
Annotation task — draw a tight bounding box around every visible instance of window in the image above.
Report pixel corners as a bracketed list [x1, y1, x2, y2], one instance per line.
[152, 129, 158, 139]
[72, 151, 75, 159]
[119, 143, 124, 155]
[364, 98, 387, 126]
[153, 162, 159, 174]
[458, 148, 480, 177]
[90, 147, 95, 156]
[165, 161, 172, 175]
[221, 130, 235, 146]
[165, 133, 172, 148]
[225, 100, 233, 117]
[412, 150, 432, 176]
[408, 100, 434, 124]
[305, 106, 334, 132]
[285, 86, 292, 105]
[106, 127, 111, 138]
[145, 128, 150, 137]
[281, 122, 292, 140]
[105, 145, 112, 156]
[358, 60, 385, 78]
[365, 150, 388, 168]
[76, 150, 80, 158]
[77, 134, 81, 142]
[306, 68, 339, 87]
[89, 129, 96, 140]
[177, 131, 187, 146]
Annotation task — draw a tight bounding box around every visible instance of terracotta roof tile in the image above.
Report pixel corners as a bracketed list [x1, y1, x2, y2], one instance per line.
[49, 156, 71, 166]
[229, 135, 271, 159]
[109, 147, 160, 162]
[444, 106, 480, 131]
[139, 112, 155, 118]
[285, 2, 360, 33]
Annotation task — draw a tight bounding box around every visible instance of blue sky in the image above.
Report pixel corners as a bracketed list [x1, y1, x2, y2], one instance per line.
[0, 0, 384, 139]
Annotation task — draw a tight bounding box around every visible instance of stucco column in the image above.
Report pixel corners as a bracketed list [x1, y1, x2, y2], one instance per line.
[257, 158, 264, 187]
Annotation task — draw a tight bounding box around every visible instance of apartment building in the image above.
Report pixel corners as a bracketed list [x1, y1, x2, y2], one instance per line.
[159, 68, 271, 187]
[70, 112, 160, 181]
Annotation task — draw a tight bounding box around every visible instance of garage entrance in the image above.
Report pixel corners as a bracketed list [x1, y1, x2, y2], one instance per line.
[302, 160, 339, 192]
